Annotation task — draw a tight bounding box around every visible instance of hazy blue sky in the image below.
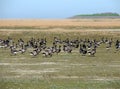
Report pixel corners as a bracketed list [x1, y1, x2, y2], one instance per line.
[0, 0, 120, 19]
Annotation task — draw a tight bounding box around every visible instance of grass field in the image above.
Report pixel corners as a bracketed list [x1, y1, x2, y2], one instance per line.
[0, 19, 120, 89]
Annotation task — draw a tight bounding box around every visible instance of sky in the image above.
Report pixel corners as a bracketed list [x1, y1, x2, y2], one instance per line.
[0, 0, 120, 19]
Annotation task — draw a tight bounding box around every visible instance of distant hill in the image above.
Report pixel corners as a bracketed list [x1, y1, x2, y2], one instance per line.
[69, 12, 120, 19]
[77, 12, 120, 16]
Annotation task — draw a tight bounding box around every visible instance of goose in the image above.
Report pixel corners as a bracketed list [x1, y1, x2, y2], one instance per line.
[42, 50, 52, 57]
[19, 46, 26, 54]
[30, 50, 38, 56]
[67, 46, 72, 53]
[53, 37, 61, 44]
[42, 48, 52, 57]
[115, 40, 120, 51]
[106, 41, 112, 51]
[55, 45, 61, 54]
[10, 47, 19, 55]
[63, 45, 72, 53]
[79, 44, 87, 56]
[88, 48, 96, 56]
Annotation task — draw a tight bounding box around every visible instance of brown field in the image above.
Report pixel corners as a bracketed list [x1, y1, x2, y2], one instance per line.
[0, 19, 120, 29]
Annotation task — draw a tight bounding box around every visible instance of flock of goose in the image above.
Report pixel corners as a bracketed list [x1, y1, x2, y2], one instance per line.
[0, 37, 120, 57]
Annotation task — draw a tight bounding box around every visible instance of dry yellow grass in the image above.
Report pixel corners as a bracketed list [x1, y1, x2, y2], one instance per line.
[0, 19, 120, 28]
[0, 29, 120, 40]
